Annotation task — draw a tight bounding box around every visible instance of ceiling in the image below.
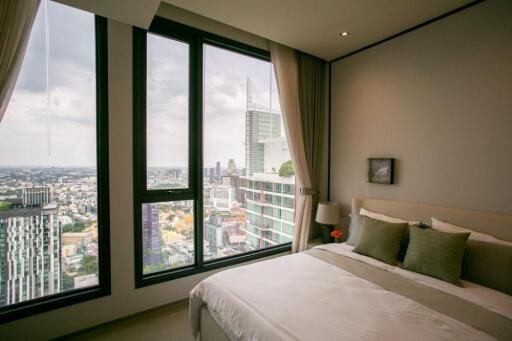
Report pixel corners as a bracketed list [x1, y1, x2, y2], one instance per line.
[162, 0, 474, 60]
[56, 0, 161, 28]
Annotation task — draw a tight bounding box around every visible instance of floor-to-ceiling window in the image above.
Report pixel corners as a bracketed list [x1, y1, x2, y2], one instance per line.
[0, 1, 109, 322]
[133, 18, 295, 287]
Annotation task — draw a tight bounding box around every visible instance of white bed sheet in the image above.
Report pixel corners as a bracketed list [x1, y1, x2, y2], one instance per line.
[190, 245, 508, 341]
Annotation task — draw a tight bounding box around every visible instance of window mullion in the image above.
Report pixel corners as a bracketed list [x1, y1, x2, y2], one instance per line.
[193, 35, 204, 268]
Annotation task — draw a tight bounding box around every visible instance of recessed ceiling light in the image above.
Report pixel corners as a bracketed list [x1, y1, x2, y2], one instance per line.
[340, 32, 350, 37]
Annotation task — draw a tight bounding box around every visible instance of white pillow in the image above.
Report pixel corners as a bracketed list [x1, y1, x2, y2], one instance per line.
[359, 208, 420, 225]
[431, 217, 512, 247]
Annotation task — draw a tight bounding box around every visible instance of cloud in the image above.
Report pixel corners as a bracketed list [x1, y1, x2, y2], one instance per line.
[15, 2, 95, 94]
[202, 45, 282, 168]
[0, 80, 96, 166]
[0, 1, 284, 170]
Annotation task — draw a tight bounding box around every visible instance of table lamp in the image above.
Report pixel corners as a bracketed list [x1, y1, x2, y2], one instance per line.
[315, 202, 340, 243]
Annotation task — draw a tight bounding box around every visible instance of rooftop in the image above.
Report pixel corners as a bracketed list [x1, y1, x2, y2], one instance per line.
[240, 172, 295, 184]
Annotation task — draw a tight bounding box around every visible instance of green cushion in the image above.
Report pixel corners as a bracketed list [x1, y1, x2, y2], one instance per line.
[397, 223, 430, 261]
[346, 214, 363, 246]
[353, 216, 408, 265]
[403, 226, 470, 285]
[462, 239, 512, 295]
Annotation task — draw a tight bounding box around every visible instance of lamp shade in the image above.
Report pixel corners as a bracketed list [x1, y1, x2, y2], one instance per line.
[315, 202, 340, 225]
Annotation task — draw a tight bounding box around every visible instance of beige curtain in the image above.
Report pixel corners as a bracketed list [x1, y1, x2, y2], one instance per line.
[297, 51, 326, 243]
[270, 42, 326, 252]
[0, 0, 41, 122]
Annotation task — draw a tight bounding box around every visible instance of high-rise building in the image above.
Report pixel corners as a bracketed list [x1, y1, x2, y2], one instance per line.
[141, 203, 161, 268]
[245, 110, 281, 175]
[203, 213, 225, 256]
[215, 161, 221, 178]
[167, 168, 182, 180]
[240, 174, 295, 248]
[229, 175, 244, 204]
[22, 187, 52, 207]
[203, 211, 247, 260]
[209, 167, 216, 184]
[227, 159, 237, 174]
[241, 78, 295, 249]
[211, 186, 234, 211]
[0, 190, 61, 307]
[262, 137, 291, 173]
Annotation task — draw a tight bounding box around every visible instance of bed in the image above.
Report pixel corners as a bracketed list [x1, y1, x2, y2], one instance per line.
[189, 198, 512, 341]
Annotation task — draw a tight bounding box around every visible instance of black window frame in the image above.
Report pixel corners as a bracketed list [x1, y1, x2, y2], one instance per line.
[133, 17, 291, 288]
[0, 15, 110, 324]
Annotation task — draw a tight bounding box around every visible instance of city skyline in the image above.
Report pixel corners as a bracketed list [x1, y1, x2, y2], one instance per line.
[0, 0, 295, 308]
[0, 167, 100, 306]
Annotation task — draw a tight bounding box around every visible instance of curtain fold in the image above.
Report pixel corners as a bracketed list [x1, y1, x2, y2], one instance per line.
[297, 52, 326, 243]
[0, 0, 41, 122]
[270, 42, 326, 252]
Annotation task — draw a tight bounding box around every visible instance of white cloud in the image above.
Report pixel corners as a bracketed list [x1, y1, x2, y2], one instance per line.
[0, 2, 285, 171]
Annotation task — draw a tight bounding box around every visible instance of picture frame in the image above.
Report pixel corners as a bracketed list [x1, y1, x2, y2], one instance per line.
[367, 158, 394, 184]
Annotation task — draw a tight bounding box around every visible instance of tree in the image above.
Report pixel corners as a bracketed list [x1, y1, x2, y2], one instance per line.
[62, 273, 75, 290]
[62, 222, 86, 233]
[279, 160, 295, 177]
[78, 255, 98, 276]
[0, 201, 11, 211]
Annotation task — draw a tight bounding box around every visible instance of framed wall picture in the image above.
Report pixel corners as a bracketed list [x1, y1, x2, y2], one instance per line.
[367, 158, 394, 184]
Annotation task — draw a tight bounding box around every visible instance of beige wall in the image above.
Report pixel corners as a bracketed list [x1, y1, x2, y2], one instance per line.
[330, 0, 512, 224]
[0, 18, 295, 340]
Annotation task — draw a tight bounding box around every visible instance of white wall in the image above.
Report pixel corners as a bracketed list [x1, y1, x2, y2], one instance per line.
[330, 0, 512, 225]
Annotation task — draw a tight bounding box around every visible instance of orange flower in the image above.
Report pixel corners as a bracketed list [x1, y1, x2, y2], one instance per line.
[330, 230, 343, 238]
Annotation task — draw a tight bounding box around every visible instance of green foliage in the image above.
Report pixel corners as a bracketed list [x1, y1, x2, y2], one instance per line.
[62, 273, 75, 290]
[278, 160, 295, 177]
[78, 255, 98, 276]
[0, 190, 18, 196]
[0, 201, 12, 211]
[143, 262, 167, 273]
[62, 222, 86, 233]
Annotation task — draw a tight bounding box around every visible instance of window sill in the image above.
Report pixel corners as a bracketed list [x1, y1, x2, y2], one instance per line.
[136, 243, 291, 288]
[0, 285, 110, 324]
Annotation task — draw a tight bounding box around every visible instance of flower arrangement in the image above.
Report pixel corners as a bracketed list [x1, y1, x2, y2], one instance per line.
[330, 230, 343, 243]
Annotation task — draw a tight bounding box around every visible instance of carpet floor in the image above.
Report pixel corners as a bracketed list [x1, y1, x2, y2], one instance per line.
[65, 301, 194, 341]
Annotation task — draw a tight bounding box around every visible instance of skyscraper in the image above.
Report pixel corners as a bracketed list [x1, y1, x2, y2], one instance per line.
[227, 159, 236, 175]
[241, 79, 295, 250]
[215, 161, 221, 178]
[141, 203, 161, 268]
[245, 110, 281, 175]
[209, 167, 216, 184]
[0, 189, 61, 306]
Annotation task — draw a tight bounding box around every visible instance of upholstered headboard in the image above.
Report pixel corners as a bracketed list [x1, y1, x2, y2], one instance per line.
[352, 198, 512, 242]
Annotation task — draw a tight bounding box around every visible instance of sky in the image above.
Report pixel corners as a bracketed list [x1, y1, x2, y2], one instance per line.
[0, 1, 96, 167]
[0, 1, 283, 169]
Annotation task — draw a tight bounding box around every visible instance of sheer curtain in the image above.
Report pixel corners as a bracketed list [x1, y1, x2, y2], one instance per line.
[0, 0, 41, 122]
[270, 42, 326, 252]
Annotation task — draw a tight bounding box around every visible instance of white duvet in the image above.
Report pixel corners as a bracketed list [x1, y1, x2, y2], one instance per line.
[190, 244, 512, 341]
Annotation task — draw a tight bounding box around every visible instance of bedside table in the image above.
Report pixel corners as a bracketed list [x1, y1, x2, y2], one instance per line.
[306, 238, 323, 250]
